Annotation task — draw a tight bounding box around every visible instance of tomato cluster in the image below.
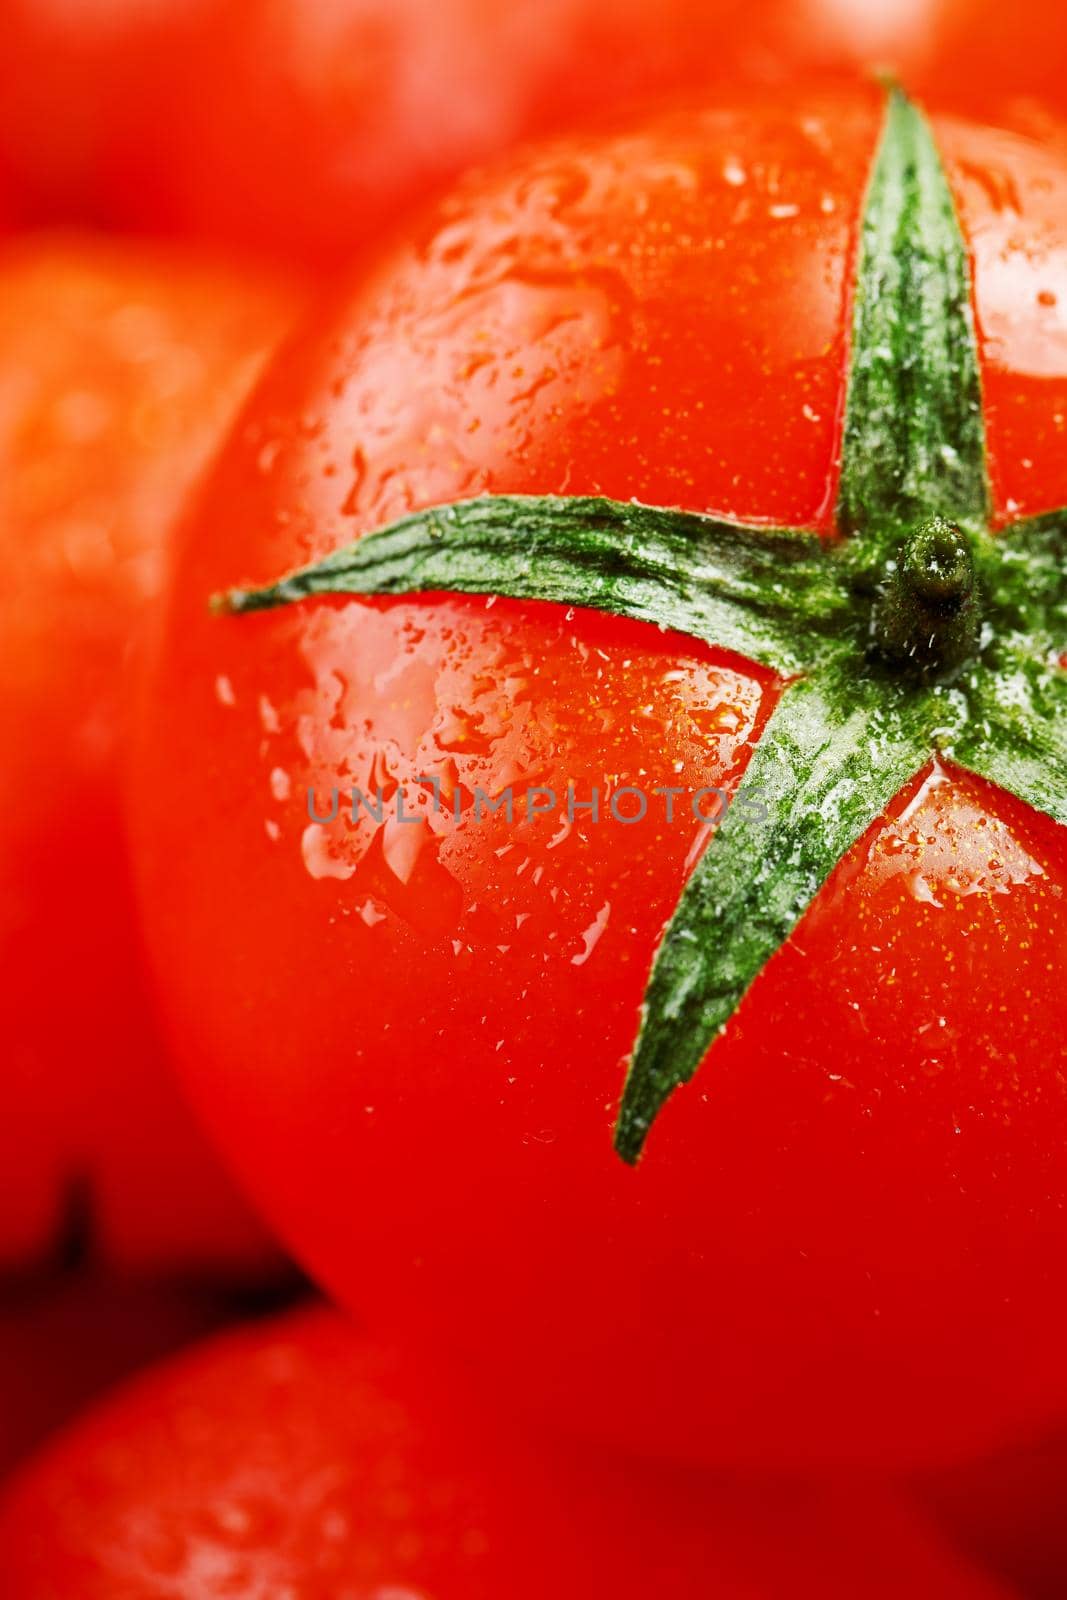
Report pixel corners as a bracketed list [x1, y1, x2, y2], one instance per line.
[2, 4, 1067, 1598]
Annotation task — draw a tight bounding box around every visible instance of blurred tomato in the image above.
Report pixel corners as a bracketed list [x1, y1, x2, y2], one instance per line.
[0, 1304, 1020, 1598]
[1, 0, 1067, 267]
[0, 234, 299, 1276]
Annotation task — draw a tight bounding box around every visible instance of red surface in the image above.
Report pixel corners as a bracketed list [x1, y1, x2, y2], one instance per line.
[4, 1, 1067, 266]
[130, 89, 1067, 1466]
[0, 235, 298, 1276]
[0, 1304, 1019, 1598]
[935, 112, 1067, 522]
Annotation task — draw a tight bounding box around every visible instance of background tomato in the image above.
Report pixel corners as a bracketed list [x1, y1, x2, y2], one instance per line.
[129, 85, 1067, 1468]
[2, 0, 1067, 267]
[0, 234, 299, 1275]
[0, 1303, 1022, 1598]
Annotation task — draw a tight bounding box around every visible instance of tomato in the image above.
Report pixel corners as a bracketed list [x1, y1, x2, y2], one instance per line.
[130, 83, 1067, 1467]
[0, 234, 299, 1275]
[0, 1303, 1021, 1598]
[2, 0, 1067, 267]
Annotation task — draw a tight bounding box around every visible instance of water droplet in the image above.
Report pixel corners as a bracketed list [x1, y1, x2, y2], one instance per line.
[257, 438, 282, 474]
[359, 898, 387, 927]
[301, 822, 355, 881]
[571, 901, 611, 967]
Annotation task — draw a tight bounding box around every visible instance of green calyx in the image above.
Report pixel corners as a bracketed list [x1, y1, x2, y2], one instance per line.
[218, 87, 1067, 1164]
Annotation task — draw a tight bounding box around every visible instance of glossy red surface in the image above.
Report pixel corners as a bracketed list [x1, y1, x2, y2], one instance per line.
[935, 113, 1067, 521]
[131, 90, 1067, 1464]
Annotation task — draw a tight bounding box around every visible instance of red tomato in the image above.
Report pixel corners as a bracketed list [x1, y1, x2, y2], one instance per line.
[0, 235, 299, 1275]
[0, 1303, 1020, 1598]
[129, 86, 1067, 1466]
[2, 0, 1067, 266]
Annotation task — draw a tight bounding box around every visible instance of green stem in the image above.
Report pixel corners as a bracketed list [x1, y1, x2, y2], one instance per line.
[870, 517, 980, 678]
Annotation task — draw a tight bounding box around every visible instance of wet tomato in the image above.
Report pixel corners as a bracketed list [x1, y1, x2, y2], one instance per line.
[131, 85, 1067, 1465]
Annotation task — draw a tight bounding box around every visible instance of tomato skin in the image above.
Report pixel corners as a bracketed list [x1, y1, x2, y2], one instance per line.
[934, 114, 1067, 521]
[3, 0, 1067, 266]
[0, 235, 300, 1275]
[0, 1303, 1021, 1599]
[131, 89, 1067, 1465]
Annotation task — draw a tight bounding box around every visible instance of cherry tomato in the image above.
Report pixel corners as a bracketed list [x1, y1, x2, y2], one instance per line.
[130, 86, 1067, 1465]
[0, 1303, 1020, 1598]
[2, 0, 1067, 266]
[0, 234, 299, 1275]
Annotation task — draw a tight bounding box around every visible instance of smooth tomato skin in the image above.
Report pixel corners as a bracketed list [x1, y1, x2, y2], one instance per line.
[131, 90, 1067, 1465]
[0, 235, 299, 1274]
[4, 0, 1067, 266]
[0, 1304, 1022, 1599]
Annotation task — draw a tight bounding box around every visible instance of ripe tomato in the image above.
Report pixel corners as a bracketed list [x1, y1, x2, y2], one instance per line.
[2, 0, 1067, 266]
[0, 235, 299, 1275]
[0, 1303, 1021, 1598]
[130, 84, 1067, 1466]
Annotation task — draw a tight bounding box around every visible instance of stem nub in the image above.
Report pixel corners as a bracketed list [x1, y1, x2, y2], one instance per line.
[871, 516, 980, 678]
